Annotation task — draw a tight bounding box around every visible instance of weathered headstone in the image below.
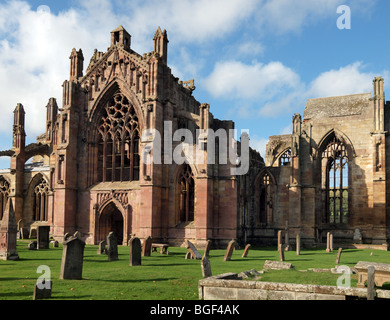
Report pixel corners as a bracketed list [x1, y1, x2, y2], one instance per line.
[223, 240, 237, 261]
[51, 240, 59, 248]
[353, 228, 363, 244]
[330, 233, 334, 252]
[201, 257, 212, 278]
[33, 280, 52, 300]
[59, 236, 85, 280]
[142, 236, 152, 257]
[107, 232, 118, 261]
[0, 199, 19, 260]
[29, 228, 37, 239]
[242, 244, 251, 258]
[63, 233, 71, 242]
[37, 225, 50, 250]
[19, 228, 28, 239]
[73, 231, 82, 239]
[129, 237, 142, 266]
[264, 260, 294, 270]
[277, 230, 282, 248]
[296, 233, 300, 256]
[278, 243, 285, 262]
[367, 266, 375, 300]
[203, 240, 211, 258]
[336, 248, 343, 264]
[326, 232, 331, 253]
[186, 240, 202, 260]
[28, 241, 37, 250]
[97, 240, 107, 255]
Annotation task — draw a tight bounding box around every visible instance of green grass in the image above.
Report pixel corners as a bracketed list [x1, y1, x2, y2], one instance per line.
[0, 241, 389, 300]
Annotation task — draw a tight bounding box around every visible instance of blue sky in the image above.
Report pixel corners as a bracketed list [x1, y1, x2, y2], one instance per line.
[0, 0, 389, 168]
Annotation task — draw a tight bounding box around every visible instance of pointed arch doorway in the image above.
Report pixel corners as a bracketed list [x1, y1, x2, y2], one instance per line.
[99, 201, 124, 244]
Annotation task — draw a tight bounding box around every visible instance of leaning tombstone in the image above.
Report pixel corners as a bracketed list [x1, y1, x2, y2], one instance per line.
[330, 233, 334, 252]
[28, 241, 37, 250]
[186, 240, 202, 260]
[242, 244, 251, 258]
[97, 240, 107, 255]
[129, 237, 142, 266]
[51, 240, 59, 248]
[33, 280, 52, 300]
[201, 257, 212, 278]
[277, 230, 283, 248]
[63, 233, 71, 242]
[185, 252, 192, 260]
[336, 248, 343, 264]
[223, 240, 237, 261]
[203, 240, 211, 258]
[0, 199, 19, 260]
[59, 236, 85, 280]
[326, 232, 331, 253]
[107, 232, 118, 261]
[142, 236, 152, 257]
[37, 225, 50, 250]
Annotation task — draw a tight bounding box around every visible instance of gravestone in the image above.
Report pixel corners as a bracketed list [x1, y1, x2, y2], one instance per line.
[277, 230, 282, 248]
[107, 232, 118, 261]
[330, 233, 334, 252]
[19, 228, 28, 239]
[223, 240, 236, 261]
[29, 228, 37, 239]
[63, 233, 71, 241]
[284, 221, 291, 251]
[129, 237, 142, 266]
[336, 248, 343, 264]
[242, 244, 251, 258]
[201, 257, 212, 278]
[28, 241, 37, 250]
[353, 228, 363, 244]
[367, 266, 375, 300]
[203, 240, 211, 258]
[264, 260, 294, 270]
[0, 199, 19, 260]
[33, 280, 52, 300]
[186, 240, 202, 260]
[142, 236, 152, 257]
[326, 232, 331, 253]
[296, 234, 300, 256]
[51, 240, 59, 248]
[60, 236, 85, 280]
[97, 240, 107, 255]
[278, 244, 285, 262]
[37, 226, 50, 250]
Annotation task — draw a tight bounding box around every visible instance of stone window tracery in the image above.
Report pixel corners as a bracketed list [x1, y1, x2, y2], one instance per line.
[322, 137, 349, 224]
[279, 148, 291, 166]
[33, 178, 49, 221]
[259, 172, 273, 224]
[178, 165, 195, 223]
[97, 92, 140, 182]
[0, 177, 10, 220]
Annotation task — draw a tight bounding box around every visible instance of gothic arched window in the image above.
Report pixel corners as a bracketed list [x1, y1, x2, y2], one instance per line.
[97, 92, 140, 182]
[33, 178, 49, 221]
[322, 137, 349, 224]
[0, 177, 10, 220]
[259, 172, 274, 224]
[279, 148, 291, 166]
[178, 165, 195, 223]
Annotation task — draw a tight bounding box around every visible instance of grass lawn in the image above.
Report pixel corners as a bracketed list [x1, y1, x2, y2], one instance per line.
[0, 240, 389, 300]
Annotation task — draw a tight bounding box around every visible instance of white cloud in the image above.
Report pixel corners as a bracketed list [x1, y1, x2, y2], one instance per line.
[203, 60, 300, 100]
[250, 136, 268, 157]
[307, 62, 377, 98]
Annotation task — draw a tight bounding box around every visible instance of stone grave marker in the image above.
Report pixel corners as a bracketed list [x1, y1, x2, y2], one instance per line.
[107, 232, 118, 261]
[33, 280, 52, 300]
[142, 236, 152, 257]
[278, 244, 285, 262]
[97, 240, 107, 255]
[330, 233, 334, 252]
[336, 248, 343, 264]
[201, 257, 212, 278]
[185, 252, 192, 259]
[51, 240, 59, 248]
[223, 240, 237, 261]
[129, 237, 142, 266]
[284, 221, 291, 251]
[63, 233, 71, 242]
[60, 236, 85, 280]
[367, 266, 375, 300]
[277, 230, 282, 248]
[296, 233, 300, 256]
[203, 240, 211, 258]
[37, 225, 50, 250]
[326, 232, 331, 253]
[264, 260, 294, 270]
[186, 240, 202, 260]
[353, 228, 363, 244]
[29, 228, 37, 239]
[0, 199, 19, 260]
[28, 241, 37, 250]
[242, 244, 251, 258]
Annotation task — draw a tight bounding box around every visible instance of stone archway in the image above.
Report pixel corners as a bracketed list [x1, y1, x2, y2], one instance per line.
[99, 201, 124, 245]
